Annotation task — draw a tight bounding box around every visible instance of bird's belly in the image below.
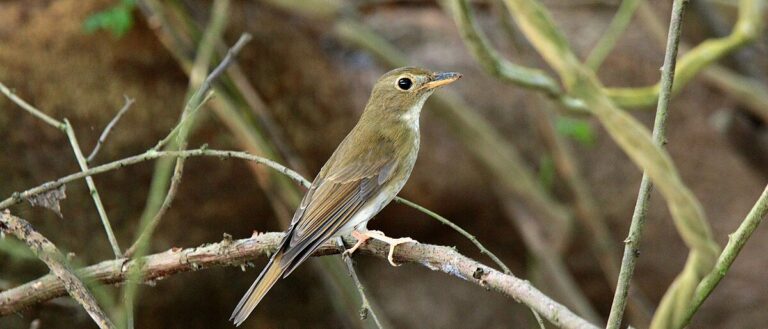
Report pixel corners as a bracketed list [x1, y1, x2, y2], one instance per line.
[334, 146, 419, 236]
[334, 191, 393, 236]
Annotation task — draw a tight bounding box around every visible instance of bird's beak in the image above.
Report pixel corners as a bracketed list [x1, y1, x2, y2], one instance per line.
[422, 72, 462, 90]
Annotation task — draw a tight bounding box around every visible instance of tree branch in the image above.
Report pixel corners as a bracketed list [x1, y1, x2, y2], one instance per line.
[337, 239, 385, 329]
[0, 231, 598, 329]
[1, 83, 123, 258]
[63, 119, 123, 257]
[0, 212, 115, 329]
[87, 95, 135, 163]
[607, 0, 688, 327]
[683, 184, 768, 326]
[0, 82, 65, 131]
[585, 0, 643, 70]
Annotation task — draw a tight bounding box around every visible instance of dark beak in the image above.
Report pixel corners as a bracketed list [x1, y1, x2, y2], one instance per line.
[422, 72, 462, 90]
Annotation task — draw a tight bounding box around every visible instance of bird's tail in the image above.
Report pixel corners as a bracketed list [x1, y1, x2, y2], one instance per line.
[230, 252, 286, 326]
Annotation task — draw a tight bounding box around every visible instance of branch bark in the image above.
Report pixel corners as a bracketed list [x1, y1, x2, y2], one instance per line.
[0, 212, 115, 329]
[0, 231, 598, 329]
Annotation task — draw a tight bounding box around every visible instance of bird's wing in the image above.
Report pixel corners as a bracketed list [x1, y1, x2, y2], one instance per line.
[229, 147, 398, 325]
[278, 156, 398, 276]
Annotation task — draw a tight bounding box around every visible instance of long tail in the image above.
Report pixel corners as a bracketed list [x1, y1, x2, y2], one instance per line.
[230, 252, 286, 326]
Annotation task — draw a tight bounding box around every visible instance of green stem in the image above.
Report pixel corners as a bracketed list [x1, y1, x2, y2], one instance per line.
[120, 3, 235, 326]
[585, 0, 644, 70]
[682, 185, 768, 326]
[606, 0, 688, 327]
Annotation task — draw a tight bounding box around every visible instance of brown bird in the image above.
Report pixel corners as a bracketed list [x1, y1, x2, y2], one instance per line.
[230, 67, 461, 326]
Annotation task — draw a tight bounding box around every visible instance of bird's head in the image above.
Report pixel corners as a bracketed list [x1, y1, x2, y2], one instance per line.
[363, 67, 461, 121]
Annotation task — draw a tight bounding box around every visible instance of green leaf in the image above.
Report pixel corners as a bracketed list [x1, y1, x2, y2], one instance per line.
[82, 1, 136, 38]
[555, 116, 596, 146]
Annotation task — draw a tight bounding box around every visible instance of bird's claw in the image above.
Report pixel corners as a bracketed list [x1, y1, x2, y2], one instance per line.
[385, 237, 416, 266]
[346, 230, 417, 266]
[342, 230, 371, 258]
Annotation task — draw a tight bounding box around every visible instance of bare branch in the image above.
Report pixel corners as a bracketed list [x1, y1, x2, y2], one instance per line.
[0, 83, 122, 257]
[0, 212, 115, 329]
[0, 232, 598, 329]
[0, 82, 64, 130]
[337, 239, 385, 329]
[87, 96, 135, 163]
[395, 198, 511, 274]
[63, 120, 122, 257]
[608, 1, 690, 327]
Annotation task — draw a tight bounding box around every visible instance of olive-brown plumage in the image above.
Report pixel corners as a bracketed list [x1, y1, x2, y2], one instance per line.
[230, 67, 461, 326]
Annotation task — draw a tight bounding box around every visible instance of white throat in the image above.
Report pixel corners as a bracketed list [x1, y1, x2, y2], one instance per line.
[401, 93, 430, 131]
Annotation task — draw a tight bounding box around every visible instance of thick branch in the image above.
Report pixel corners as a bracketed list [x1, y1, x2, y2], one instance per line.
[0, 232, 598, 329]
[0, 212, 115, 329]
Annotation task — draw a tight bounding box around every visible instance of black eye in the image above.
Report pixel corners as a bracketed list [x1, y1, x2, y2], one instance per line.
[397, 78, 413, 90]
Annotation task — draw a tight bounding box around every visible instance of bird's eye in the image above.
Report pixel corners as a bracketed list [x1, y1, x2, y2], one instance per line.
[397, 78, 413, 91]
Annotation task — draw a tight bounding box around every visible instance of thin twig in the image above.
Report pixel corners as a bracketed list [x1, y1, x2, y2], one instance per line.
[87, 96, 135, 163]
[0, 232, 599, 329]
[0, 212, 115, 329]
[63, 120, 122, 257]
[337, 238, 384, 329]
[636, 1, 768, 123]
[0, 145, 537, 324]
[501, 199, 603, 324]
[0, 146, 520, 297]
[122, 3, 234, 327]
[153, 91, 215, 152]
[130, 16, 242, 259]
[440, 0, 586, 112]
[1, 80, 123, 257]
[495, 0, 720, 327]
[530, 97, 652, 326]
[585, 0, 643, 70]
[0, 149, 304, 211]
[0, 82, 65, 130]
[682, 184, 768, 326]
[606, 0, 688, 327]
[123, 158, 185, 258]
[394, 198, 511, 274]
[606, 0, 765, 108]
[152, 28, 251, 152]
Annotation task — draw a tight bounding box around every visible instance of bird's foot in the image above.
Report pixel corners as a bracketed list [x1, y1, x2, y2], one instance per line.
[342, 230, 371, 258]
[360, 230, 417, 266]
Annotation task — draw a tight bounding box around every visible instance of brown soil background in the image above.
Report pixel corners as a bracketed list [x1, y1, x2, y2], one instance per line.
[1, 1, 766, 328]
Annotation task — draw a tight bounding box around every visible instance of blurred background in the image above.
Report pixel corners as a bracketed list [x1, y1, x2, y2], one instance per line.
[1, 0, 767, 328]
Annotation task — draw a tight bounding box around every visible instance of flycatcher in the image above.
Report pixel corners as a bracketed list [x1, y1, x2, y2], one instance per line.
[231, 67, 461, 326]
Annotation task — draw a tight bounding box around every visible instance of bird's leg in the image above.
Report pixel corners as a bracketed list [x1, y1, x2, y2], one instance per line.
[359, 230, 417, 266]
[341, 230, 371, 258]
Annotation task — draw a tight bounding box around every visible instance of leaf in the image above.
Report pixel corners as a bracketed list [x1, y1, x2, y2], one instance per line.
[26, 185, 67, 218]
[554, 116, 596, 146]
[82, 0, 136, 38]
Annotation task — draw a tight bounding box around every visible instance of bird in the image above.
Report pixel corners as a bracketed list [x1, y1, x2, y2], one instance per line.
[230, 67, 461, 326]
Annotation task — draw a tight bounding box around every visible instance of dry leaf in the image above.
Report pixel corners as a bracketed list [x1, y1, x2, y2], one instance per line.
[27, 185, 66, 218]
